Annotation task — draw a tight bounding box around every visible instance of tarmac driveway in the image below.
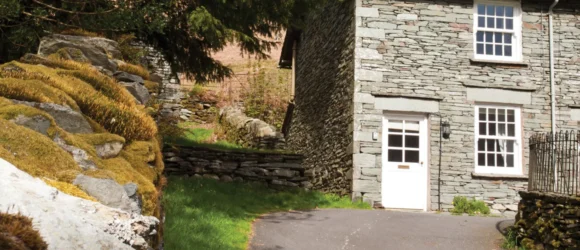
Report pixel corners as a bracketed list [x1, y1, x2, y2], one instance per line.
[249, 209, 513, 250]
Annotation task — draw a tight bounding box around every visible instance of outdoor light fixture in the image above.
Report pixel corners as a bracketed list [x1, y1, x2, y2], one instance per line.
[442, 121, 451, 139]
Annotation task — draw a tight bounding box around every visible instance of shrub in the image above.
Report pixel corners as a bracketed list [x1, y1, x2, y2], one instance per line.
[241, 61, 291, 129]
[0, 212, 48, 250]
[189, 84, 206, 97]
[451, 196, 490, 215]
[118, 63, 150, 80]
[115, 34, 146, 65]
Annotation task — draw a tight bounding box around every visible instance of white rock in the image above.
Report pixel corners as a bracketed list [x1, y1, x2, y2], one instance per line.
[0, 158, 158, 250]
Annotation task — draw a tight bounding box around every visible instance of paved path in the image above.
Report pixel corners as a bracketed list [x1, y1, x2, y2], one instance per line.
[249, 209, 513, 250]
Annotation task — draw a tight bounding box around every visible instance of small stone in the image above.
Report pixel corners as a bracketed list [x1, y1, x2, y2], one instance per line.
[492, 204, 506, 210]
[505, 204, 519, 211]
[203, 174, 219, 180]
[220, 175, 233, 182]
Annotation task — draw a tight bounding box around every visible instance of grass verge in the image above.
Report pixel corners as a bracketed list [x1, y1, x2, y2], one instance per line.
[163, 177, 370, 250]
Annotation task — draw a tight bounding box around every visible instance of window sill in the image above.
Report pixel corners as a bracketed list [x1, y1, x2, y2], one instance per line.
[469, 58, 529, 67]
[471, 172, 528, 180]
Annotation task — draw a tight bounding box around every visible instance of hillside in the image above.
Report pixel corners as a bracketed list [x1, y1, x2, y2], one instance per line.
[0, 34, 164, 249]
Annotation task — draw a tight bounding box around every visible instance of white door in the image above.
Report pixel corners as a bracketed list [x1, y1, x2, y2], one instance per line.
[382, 114, 428, 211]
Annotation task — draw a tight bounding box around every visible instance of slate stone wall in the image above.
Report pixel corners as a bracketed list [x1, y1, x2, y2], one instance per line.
[286, 0, 356, 195]
[163, 146, 311, 188]
[515, 191, 580, 249]
[352, 0, 580, 215]
[133, 42, 183, 103]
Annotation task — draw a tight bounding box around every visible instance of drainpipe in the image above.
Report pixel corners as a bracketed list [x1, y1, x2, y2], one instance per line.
[549, 0, 559, 137]
[549, 0, 559, 191]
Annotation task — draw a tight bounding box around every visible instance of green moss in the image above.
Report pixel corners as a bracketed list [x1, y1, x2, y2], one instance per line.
[76, 133, 126, 146]
[0, 78, 80, 110]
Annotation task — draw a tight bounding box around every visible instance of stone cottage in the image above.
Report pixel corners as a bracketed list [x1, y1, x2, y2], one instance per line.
[279, 0, 580, 215]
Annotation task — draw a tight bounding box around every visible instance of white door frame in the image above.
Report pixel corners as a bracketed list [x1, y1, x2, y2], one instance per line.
[381, 113, 429, 211]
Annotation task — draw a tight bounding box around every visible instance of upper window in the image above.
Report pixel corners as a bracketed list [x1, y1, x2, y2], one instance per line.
[473, 1, 522, 62]
[475, 105, 522, 175]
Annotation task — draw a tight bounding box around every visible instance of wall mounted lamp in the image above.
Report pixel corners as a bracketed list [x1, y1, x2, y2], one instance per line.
[441, 121, 451, 139]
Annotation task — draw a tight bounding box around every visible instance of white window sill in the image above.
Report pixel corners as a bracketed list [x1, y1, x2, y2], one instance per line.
[469, 58, 529, 67]
[471, 172, 528, 180]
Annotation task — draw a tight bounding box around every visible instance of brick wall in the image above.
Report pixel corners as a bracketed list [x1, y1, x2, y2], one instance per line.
[352, 0, 580, 215]
[287, 0, 356, 195]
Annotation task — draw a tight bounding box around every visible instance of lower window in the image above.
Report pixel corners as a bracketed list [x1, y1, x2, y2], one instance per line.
[475, 105, 522, 174]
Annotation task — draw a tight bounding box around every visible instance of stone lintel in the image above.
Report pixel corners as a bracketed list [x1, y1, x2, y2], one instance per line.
[466, 87, 532, 105]
[373, 95, 440, 113]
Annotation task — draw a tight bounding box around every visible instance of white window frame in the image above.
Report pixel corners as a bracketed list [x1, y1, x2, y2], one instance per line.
[474, 105, 523, 175]
[473, 0, 523, 62]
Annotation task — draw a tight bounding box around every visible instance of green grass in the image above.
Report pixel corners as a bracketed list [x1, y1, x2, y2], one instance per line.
[502, 229, 526, 250]
[166, 127, 291, 154]
[163, 177, 371, 250]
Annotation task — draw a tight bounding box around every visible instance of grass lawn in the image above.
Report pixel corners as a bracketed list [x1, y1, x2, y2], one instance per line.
[162, 177, 371, 250]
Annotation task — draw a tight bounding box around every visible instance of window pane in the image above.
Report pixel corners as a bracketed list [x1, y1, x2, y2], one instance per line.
[497, 18, 504, 29]
[505, 46, 512, 56]
[508, 124, 515, 136]
[507, 141, 514, 153]
[507, 154, 514, 167]
[406, 121, 420, 133]
[478, 17, 485, 28]
[497, 154, 505, 167]
[497, 6, 505, 16]
[485, 32, 493, 42]
[476, 31, 484, 42]
[506, 19, 513, 30]
[498, 109, 506, 122]
[495, 33, 503, 43]
[487, 139, 496, 151]
[479, 122, 487, 135]
[488, 109, 496, 121]
[388, 150, 403, 162]
[489, 123, 496, 135]
[506, 7, 514, 17]
[389, 120, 403, 132]
[486, 44, 493, 55]
[405, 135, 419, 148]
[487, 153, 496, 166]
[487, 5, 495, 16]
[505, 34, 512, 44]
[405, 150, 420, 163]
[478, 153, 486, 166]
[479, 108, 487, 121]
[507, 109, 515, 122]
[478, 139, 485, 152]
[478, 4, 486, 15]
[495, 45, 503, 56]
[476, 44, 484, 55]
[498, 123, 506, 135]
[487, 17, 495, 28]
[388, 134, 403, 147]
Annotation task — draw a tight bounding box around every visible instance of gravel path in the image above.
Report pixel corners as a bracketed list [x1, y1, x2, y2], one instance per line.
[250, 209, 513, 250]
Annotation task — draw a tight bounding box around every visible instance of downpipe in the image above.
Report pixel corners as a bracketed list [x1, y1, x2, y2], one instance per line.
[549, 0, 559, 190]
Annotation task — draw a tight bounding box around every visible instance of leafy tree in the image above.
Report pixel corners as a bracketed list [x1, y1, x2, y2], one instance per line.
[0, 0, 323, 81]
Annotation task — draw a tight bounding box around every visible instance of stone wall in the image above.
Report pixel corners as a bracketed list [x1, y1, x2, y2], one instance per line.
[219, 107, 286, 150]
[514, 191, 580, 249]
[163, 146, 311, 188]
[133, 42, 183, 103]
[351, 0, 580, 214]
[287, 0, 355, 195]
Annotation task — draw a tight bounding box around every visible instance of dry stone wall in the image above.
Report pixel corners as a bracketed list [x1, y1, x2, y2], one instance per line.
[514, 191, 580, 250]
[351, 0, 580, 214]
[163, 146, 311, 188]
[219, 107, 286, 150]
[133, 42, 183, 103]
[286, 0, 355, 196]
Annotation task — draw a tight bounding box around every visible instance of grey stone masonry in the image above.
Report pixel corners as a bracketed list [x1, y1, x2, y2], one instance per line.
[351, 0, 580, 215]
[286, 0, 356, 195]
[163, 146, 311, 189]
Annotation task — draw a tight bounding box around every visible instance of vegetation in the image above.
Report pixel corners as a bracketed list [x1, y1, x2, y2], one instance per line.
[118, 63, 150, 80]
[0, 0, 326, 82]
[502, 229, 526, 250]
[0, 212, 48, 250]
[450, 196, 491, 216]
[165, 126, 247, 152]
[163, 177, 370, 250]
[241, 61, 292, 129]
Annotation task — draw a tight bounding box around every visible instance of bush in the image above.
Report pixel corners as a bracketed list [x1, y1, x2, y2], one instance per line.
[451, 196, 490, 215]
[0, 212, 48, 250]
[241, 61, 291, 129]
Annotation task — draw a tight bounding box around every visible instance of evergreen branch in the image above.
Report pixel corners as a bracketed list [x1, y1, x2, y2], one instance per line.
[31, 0, 119, 15]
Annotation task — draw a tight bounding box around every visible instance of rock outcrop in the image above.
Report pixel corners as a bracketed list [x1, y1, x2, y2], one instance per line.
[12, 100, 93, 134]
[38, 34, 120, 72]
[0, 158, 158, 250]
